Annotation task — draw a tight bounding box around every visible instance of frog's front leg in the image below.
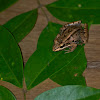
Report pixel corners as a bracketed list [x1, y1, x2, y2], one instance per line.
[64, 43, 77, 53]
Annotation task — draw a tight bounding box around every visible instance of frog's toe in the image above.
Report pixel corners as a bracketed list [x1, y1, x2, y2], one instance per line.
[64, 50, 71, 54]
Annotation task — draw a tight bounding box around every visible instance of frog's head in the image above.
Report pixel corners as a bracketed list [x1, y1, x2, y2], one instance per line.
[53, 33, 71, 51]
[53, 41, 70, 51]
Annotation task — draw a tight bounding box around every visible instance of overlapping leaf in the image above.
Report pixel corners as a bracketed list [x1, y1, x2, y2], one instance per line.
[24, 22, 87, 90]
[0, 86, 16, 100]
[0, 25, 23, 88]
[0, 0, 18, 12]
[35, 85, 100, 100]
[3, 9, 38, 43]
[46, 0, 100, 24]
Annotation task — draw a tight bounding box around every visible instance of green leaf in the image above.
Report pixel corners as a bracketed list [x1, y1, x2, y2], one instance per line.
[35, 85, 100, 100]
[24, 22, 87, 90]
[50, 45, 86, 86]
[0, 25, 23, 88]
[0, 0, 18, 12]
[46, 0, 100, 24]
[3, 9, 38, 43]
[0, 86, 16, 100]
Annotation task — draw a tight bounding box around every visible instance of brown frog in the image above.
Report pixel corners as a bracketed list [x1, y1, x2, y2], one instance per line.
[53, 21, 89, 53]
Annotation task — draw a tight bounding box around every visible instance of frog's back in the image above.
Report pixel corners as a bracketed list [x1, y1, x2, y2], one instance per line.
[62, 26, 82, 38]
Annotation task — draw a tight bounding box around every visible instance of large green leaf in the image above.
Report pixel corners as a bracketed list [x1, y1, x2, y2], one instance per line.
[3, 9, 38, 43]
[0, 25, 23, 88]
[0, 0, 18, 12]
[0, 86, 16, 100]
[46, 0, 100, 24]
[24, 22, 87, 90]
[35, 85, 100, 100]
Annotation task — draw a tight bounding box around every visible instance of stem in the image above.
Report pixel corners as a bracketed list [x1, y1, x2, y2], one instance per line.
[37, 0, 41, 6]
[23, 88, 27, 100]
[24, 92, 26, 100]
[37, 0, 50, 22]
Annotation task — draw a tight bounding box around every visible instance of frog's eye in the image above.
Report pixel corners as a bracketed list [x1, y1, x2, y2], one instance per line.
[60, 44, 65, 48]
[60, 43, 63, 46]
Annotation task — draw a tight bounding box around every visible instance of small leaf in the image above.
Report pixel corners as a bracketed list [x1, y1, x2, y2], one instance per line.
[0, 25, 23, 88]
[0, 0, 18, 12]
[35, 85, 100, 100]
[3, 9, 38, 43]
[46, 0, 100, 24]
[0, 86, 16, 100]
[24, 22, 87, 90]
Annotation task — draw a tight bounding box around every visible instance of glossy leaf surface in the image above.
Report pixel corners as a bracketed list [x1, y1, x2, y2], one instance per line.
[0, 86, 16, 100]
[46, 0, 100, 24]
[35, 85, 100, 100]
[3, 9, 38, 43]
[0, 26, 23, 88]
[24, 22, 87, 90]
[0, 0, 18, 12]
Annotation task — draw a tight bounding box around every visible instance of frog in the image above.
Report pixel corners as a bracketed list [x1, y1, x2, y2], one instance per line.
[53, 21, 89, 53]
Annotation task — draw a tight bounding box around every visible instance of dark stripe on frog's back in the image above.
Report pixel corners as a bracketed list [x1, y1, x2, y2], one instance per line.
[57, 25, 82, 43]
[63, 26, 82, 36]
[62, 26, 82, 40]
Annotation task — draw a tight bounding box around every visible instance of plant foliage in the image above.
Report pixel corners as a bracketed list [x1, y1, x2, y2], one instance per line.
[0, 0, 18, 12]
[3, 9, 38, 43]
[35, 85, 100, 100]
[0, 0, 99, 99]
[0, 86, 16, 100]
[0, 25, 23, 88]
[46, 0, 100, 24]
[24, 22, 87, 90]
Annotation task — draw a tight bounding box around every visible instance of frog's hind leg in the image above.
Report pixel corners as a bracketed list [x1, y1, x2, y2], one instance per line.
[64, 43, 77, 53]
[82, 23, 89, 43]
[84, 23, 89, 42]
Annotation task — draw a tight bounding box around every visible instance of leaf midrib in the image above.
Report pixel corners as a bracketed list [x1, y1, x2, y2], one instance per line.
[50, 46, 84, 78]
[0, 51, 21, 87]
[47, 6, 100, 10]
[27, 50, 62, 89]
